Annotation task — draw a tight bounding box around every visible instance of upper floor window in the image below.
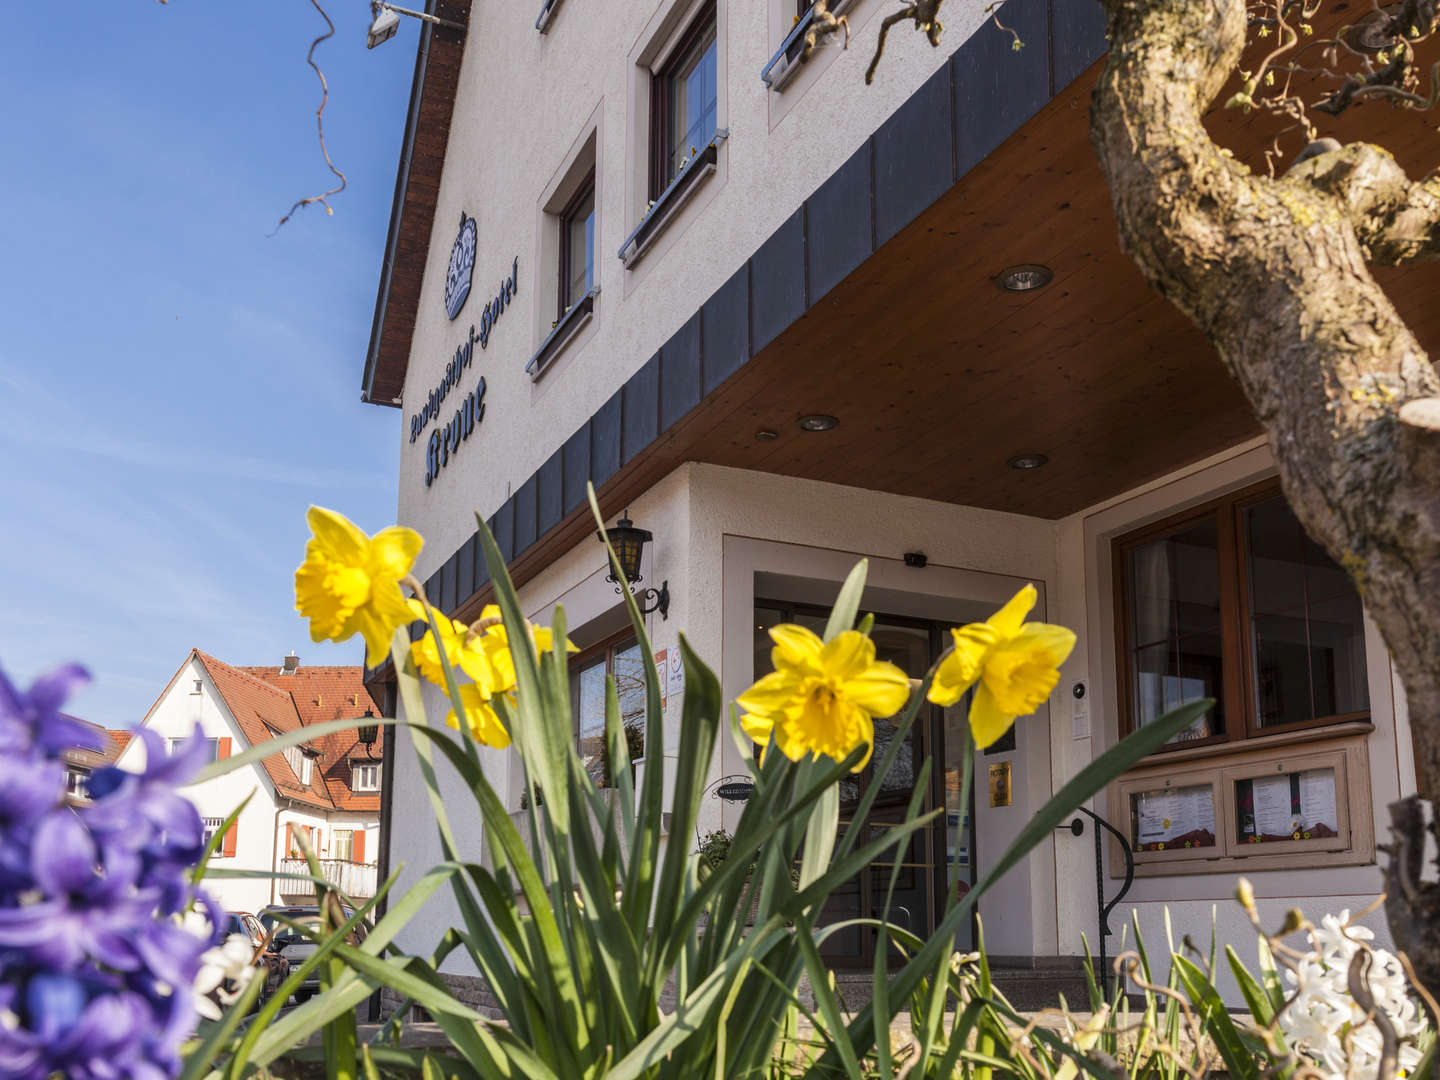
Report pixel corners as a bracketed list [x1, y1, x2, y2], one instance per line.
[66, 766, 90, 799]
[202, 816, 224, 849]
[651, 3, 718, 198]
[559, 171, 596, 318]
[1114, 481, 1369, 750]
[171, 736, 219, 763]
[301, 756, 314, 786]
[570, 635, 647, 787]
[352, 761, 380, 793]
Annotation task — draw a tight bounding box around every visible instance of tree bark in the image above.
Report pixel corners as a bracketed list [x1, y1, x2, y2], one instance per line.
[1091, 0, 1440, 993]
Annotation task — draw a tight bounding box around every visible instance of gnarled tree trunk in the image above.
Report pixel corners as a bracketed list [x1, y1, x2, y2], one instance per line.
[1091, 0, 1440, 993]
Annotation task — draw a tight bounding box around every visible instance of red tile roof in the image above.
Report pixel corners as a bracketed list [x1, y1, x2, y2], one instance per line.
[158, 652, 385, 811]
[104, 730, 133, 761]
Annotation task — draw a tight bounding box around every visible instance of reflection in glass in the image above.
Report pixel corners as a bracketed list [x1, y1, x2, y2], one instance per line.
[577, 659, 607, 786]
[1128, 783, 1217, 852]
[1234, 767, 1339, 845]
[1132, 638, 1220, 741]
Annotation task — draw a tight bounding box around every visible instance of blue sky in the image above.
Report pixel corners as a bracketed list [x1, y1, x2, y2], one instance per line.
[0, 2, 420, 727]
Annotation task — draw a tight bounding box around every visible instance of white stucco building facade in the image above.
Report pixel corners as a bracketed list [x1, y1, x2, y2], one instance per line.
[359, 0, 1419, 1001]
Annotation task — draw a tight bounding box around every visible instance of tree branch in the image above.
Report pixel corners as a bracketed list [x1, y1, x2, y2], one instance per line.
[1289, 142, 1440, 263]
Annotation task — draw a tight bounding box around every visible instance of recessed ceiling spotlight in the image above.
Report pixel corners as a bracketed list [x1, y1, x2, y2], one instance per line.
[755, 429, 779, 441]
[996, 264, 1054, 292]
[797, 414, 839, 432]
[1007, 453, 1049, 470]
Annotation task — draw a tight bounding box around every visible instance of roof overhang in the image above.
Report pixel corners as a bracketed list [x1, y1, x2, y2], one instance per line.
[362, 0, 471, 408]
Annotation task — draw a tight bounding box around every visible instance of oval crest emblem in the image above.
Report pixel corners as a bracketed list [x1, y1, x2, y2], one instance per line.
[445, 213, 477, 321]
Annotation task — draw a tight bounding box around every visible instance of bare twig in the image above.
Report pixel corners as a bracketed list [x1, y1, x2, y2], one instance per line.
[272, 0, 347, 233]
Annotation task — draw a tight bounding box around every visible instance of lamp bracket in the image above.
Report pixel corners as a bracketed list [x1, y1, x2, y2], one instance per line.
[612, 579, 670, 620]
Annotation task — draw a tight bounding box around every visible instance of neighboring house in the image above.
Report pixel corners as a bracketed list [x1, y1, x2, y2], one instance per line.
[59, 717, 130, 804]
[116, 651, 385, 915]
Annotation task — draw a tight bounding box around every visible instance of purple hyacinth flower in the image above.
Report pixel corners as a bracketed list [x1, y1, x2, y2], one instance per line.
[0, 663, 98, 758]
[88, 727, 208, 882]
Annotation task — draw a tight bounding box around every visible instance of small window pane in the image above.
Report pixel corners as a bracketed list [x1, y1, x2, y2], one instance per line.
[577, 659, 608, 786]
[613, 641, 646, 763]
[1132, 638, 1220, 742]
[1127, 518, 1220, 645]
[332, 830, 354, 862]
[564, 187, 595, 307]
[1252, 612, 1312, 728]
[1245, 496, 1306, 613]
[1308, 591, 1368, 716]
[668, 31, 717, 183]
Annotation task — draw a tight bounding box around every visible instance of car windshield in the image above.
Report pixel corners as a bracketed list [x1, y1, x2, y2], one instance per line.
[260, 911, 322, 935]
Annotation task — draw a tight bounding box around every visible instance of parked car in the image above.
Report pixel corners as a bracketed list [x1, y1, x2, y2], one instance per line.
[214, 911, 291, 1010]
[258, 905, 367, 1002]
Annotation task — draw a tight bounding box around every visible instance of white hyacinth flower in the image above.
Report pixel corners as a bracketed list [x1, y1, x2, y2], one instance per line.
[1276, 910, 1430, 1080]
[193, 933, 258, 1021]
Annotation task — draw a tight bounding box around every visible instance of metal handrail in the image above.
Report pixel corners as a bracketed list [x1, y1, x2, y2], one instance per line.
[761, 7, 817, 88]
[1057, 806, 1135, 999]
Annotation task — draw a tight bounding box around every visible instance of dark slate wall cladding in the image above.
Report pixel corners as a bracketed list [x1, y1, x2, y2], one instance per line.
[538, 450, 564, 534]
[492, 501, 515, 564]
[660, 313, 702, 431]
[805, 141, 873, 306]
[592, 391, 623, 487]
[1051, 0, 1107, 93]
[513, 475, 538, 554]
[702, 264, 749, 395]
[437, 20, 1106, 618]
[456, 535, 475, 601]
[750, 210, 806, 355]
[874, 65, 955, 248]
[562, 425, 591, 514]
[954, 0, 1052, 178]
[621, 354, 661, 465]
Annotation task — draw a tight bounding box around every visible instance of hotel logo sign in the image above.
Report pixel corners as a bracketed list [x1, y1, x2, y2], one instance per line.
[444, 213, 477, 321]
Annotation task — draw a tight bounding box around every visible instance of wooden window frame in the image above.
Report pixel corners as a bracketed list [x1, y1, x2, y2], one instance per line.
[1112, 477, 1371, 752]
[557, 169, 597, 320]
[649, 2, 718, 201]
[1106, 734, 1374, 877]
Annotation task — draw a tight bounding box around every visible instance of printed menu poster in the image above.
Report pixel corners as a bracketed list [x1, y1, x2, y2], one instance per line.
[1298, 768, 1339, 834]
[1183, 786, 1216, 837]
[1135, 789, 1180, 845]
[1251, 774, 1298, 838]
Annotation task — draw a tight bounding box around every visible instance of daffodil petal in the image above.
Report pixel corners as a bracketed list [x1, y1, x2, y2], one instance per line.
[820, 630, 878, 683]
[1013, 623, 1078, 668]
[740, 712, 774, 746]
[735, 670, 805, 717]
[968, 682, 1018, 750]
[306, 506, 369, 563]
[368, 525, 423, 582]
[769, 623, 823, 671]
[988, 584, 1037, 639]
[843, 661, 911, 718]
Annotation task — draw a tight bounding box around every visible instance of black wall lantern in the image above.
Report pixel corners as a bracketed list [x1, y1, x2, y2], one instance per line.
[357, 709, 380, 758]
[597, 515, 670, 620]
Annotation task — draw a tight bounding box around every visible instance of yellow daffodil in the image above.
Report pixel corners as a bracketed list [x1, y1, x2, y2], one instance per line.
[294, 507, 422, 666]
[445, 684, 512, 749]
[737, 626, 910, 771]
[408, 600, 499, 694]
[474, 604, 577, 694]
[927, 585, 1075, 749]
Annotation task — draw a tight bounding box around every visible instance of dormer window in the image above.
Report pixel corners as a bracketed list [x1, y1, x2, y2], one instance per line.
[301, 756, 313, 786]
[352, 761, 380, 793]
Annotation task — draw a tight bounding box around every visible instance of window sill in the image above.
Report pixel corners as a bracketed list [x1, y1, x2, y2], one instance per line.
[761, 0, 857, 91]
[527, 287, 598, 380]
[1131, 718, 1374, 768]
[536, 0, 564, 32]
[618, 131, 728, 268]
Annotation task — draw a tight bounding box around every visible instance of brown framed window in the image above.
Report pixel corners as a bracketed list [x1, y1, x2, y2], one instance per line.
[1114, 480, 1369, 751]
[570, 632, 647, 787]
[558, 171, 596, 319]
[650, 3, 718, 199]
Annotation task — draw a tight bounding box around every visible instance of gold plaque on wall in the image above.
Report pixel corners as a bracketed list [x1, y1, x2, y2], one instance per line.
[988, 762, 1013, 808]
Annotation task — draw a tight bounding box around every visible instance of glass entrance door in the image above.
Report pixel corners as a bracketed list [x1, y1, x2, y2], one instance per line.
[753, 602, 976, 968]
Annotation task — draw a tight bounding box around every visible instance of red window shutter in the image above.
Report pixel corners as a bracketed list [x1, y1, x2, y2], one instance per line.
[352, 829, 365, 864]
[222, 823, 238, 858]
[284, 823, 292, 856]
[217, 737, 232, 760]
[316, 829, 323, 855]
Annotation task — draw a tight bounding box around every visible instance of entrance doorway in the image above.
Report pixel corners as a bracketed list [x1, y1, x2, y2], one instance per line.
[754, 602, 976, 969]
